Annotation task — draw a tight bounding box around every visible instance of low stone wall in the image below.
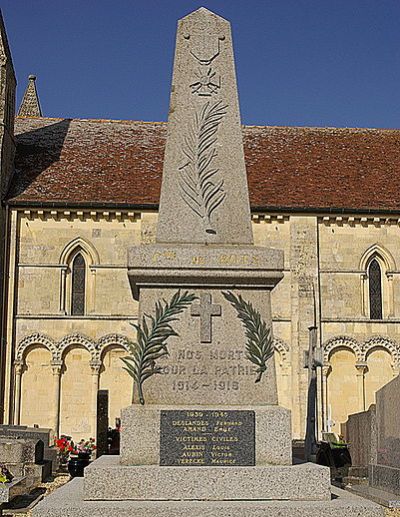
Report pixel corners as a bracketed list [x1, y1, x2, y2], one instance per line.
[369, 375, 400, 495]
[345, 374, 400, 494]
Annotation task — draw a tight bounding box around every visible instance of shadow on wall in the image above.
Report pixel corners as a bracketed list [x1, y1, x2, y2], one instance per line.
[7, 119, 71, 199]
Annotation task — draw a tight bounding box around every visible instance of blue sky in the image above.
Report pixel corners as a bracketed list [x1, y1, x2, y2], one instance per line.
[3, 0, 400, 128]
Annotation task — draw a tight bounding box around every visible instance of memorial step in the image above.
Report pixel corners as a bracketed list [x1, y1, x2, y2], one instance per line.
[33, 477, 384, 517]
[83, 455, 331, 501]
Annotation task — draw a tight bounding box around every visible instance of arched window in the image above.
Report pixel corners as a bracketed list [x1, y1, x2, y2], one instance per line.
[71, 253, 86, 315]
[360, 245, 396, 320]
[368, 259, 382, 320]
[59, 238, 99, 316]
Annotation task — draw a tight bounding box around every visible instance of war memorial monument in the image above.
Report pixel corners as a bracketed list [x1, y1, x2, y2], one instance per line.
[33, 8, 383, 516]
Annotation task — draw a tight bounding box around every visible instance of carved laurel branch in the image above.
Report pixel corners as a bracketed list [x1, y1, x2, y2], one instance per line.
[178, 100, 227, 234]
[121, 290, 197, 405]
[222, 291, 274, 383]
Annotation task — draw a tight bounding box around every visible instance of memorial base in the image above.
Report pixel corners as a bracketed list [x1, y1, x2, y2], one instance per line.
[32, 477, 384, 517]
[121, 404, 292, 467]
[83, 456, 330, 501]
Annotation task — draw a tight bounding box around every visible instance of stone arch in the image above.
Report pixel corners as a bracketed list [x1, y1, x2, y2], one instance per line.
[98, 334, 134, 428]
[323, 336, 362, 363]
[359, 244, 396, 272]
[59, 237, 100, 266]
[16, 333, 58, 363]
[362, 336, 400, 367]
[273, 337, 290, 367]
[57, 333, 98, 361]
[97, 334, 132, 359]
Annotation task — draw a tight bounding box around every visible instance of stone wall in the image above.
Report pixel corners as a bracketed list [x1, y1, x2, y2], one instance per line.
[4, 208, 400, 440]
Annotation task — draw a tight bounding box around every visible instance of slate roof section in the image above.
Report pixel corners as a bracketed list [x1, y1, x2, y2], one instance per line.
[8, 116, 400, 212]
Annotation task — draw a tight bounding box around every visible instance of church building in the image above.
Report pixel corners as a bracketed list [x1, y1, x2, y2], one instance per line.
[0, 12, 398, 441]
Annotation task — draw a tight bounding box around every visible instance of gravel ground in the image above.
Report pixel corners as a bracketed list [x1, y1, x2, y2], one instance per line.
[386, 510, 400, 516]
[3, 474, 70, 517]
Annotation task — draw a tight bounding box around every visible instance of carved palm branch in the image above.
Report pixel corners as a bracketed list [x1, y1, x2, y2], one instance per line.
[222, 291, 273, 383]
[121, 290, 197, 405]
[178, 100, 227, 233]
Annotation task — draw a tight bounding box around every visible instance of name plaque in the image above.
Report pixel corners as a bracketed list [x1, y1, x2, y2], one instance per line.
[159, 409, 255, 466]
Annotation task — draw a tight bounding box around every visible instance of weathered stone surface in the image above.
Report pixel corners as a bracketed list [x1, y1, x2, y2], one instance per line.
[368, 375, 400, 495]
[369, 463, 400, 496]
[129, 287, 279, 406]
[84, 455, 330, 501]
[156, 8, 253, 245]
[128, 244, 283, 298]
[121, 404, 291, 466]
[341, 405, 377, 468]
[0, 477, 26, 503]
[375, 375, 400, 469]
[33, 478, 384, 517]
[0, 425, 52, 447]
[0, 438, 40, 464]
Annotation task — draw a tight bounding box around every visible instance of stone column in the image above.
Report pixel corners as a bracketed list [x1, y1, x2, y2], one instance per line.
[360, 273, 367, 317]
[355, 363, 368, 412]
[51, 360, 63, 438]
[90, 361, 102, 438]
[322, 364, 331, 432]
[59, 266, 68, 314]
[387, 272, 394, 317]
[13, 360, 23, 425]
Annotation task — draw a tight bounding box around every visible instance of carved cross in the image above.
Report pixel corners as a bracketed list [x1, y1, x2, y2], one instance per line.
[191, 292, 222, 343]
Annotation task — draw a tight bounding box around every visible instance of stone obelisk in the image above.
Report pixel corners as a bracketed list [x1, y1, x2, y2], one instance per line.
[127, 7, 284, 409]
[156, 7, 253, 245]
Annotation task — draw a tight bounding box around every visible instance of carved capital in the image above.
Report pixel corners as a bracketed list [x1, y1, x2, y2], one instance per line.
[50, 360, 63, 376]
[90, 360, 102, 375]
[355, 362, 368, 375]
[322, 364, 331, 377]
[14, 360, 23, 376]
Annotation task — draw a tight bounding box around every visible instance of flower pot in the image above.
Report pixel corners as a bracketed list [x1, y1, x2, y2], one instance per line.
[67, 452, 91, 478]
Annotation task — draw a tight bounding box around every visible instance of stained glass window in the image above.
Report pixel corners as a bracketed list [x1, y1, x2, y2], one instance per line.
[71, 253, 86, 316]
[369, 259, 382, 320]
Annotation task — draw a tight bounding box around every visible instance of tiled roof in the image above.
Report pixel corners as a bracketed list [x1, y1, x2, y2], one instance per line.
[8, 116, 400, 212]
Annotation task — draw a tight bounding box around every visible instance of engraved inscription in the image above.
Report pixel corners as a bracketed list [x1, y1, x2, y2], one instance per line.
[178, 101, 227, 233]
[160, 409, 255, 466]
[161, 347, 259, 394]
[191, 292, 221, 343]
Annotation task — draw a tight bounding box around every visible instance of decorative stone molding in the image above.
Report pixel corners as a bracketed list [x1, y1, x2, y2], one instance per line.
[320, 216, 400, 228]
[57, 333, 97, 361]
[59, 236, 100, 266]
[359, 244, 396, 272]
[323, 334, 400, 369]
[20, 208, 140, 224]
[323, 336, 362, 363]
[362, 336, 400, 367]
[97, 333, 132, 356]
[16, 333, 58, 362]
[16, 332, 132, 365]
